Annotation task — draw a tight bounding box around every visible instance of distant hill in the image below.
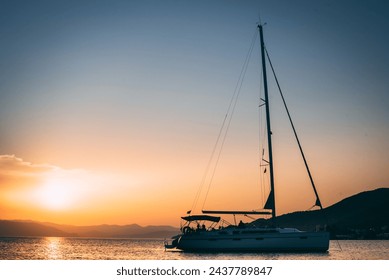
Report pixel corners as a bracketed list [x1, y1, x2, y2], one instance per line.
[325, 188, 389, 228]
[254, 188, 389, 239]
[0, 220, 75, 237]
[41, 223, 180, 238]
[0, 220, 179, 238]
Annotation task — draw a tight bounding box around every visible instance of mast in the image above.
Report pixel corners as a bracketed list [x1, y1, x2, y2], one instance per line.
[258, 24, 276, 218]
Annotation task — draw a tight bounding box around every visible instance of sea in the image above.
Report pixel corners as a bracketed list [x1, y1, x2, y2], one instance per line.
[0, 237, 388, 260]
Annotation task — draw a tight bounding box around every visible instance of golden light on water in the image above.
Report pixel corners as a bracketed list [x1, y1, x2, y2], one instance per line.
[45, 237, 63, 259]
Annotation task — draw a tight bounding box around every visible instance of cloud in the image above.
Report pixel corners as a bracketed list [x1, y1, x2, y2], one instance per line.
[0, 155, 57, 176]
[0, 154, 135, 189]
[0, 155, 68, 190]
[0, 155, 40, 189]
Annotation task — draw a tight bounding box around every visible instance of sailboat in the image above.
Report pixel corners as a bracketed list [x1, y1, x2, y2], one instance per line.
[165, 24, 330, 252]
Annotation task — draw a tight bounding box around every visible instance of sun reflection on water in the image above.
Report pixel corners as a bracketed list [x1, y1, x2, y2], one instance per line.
[45, 237, 63, 259]
[1, 238, 387, 260]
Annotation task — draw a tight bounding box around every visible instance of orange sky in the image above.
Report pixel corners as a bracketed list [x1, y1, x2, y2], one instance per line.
[1, 1, 388, 226]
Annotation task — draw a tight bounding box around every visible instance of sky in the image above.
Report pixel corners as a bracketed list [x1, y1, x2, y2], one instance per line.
[0, 0, 388, 226]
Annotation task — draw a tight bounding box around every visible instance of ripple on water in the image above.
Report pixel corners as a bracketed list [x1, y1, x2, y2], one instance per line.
[0, 238, 388, 260]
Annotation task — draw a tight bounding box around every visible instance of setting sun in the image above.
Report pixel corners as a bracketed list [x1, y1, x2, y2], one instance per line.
[34, 176, 76, 210]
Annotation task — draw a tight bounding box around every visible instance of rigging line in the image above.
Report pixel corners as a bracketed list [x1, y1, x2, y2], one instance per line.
[202, 32, 257, 209]
[190, 72, 238, 212]
[190, 29, 259, 213]
[201, 29, 258, 210]
[264, 46, 323, 210]
[190, 110, 229, 212]
[265, 48, 336, 243]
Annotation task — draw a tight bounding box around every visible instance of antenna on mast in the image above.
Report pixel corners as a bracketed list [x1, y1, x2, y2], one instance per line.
[256, 10, 266, 27]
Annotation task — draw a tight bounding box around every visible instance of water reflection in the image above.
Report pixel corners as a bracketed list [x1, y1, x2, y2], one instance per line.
[1, 238, 388, 260]
[45, 237, 63, 259]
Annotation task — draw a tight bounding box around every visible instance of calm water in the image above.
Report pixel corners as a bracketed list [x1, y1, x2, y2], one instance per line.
[0, 237, 388, 260]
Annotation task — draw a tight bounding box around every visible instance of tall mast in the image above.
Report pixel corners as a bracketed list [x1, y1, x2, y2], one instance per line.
[259, 24, 276, 219]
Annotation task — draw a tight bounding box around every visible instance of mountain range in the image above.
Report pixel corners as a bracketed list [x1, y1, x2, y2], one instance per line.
[0, 188, 388, 239]
[0, 221, 179, 238]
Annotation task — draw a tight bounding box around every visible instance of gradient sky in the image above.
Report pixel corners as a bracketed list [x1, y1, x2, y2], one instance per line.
[1, 0, 388, 226]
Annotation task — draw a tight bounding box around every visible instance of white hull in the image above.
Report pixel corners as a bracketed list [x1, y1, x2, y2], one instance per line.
[173, 228, 329, 252]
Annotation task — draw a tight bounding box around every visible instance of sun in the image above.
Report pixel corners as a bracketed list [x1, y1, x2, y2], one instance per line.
[35, 176, 76, 210]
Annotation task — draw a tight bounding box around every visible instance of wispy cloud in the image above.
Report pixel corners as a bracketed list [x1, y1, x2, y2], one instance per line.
[0, 155, 89, 189]
[0, 155, 58, 177]
[0, 155, 56, 191]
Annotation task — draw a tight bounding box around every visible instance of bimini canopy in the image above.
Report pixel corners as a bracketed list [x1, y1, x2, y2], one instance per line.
[181, 215, 221, 223]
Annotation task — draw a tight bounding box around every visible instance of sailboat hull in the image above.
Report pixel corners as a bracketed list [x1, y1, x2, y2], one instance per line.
[175, 229, 330, 252]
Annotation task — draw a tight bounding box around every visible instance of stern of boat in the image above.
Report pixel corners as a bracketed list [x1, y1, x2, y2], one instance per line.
[164, 235, 181, 250]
